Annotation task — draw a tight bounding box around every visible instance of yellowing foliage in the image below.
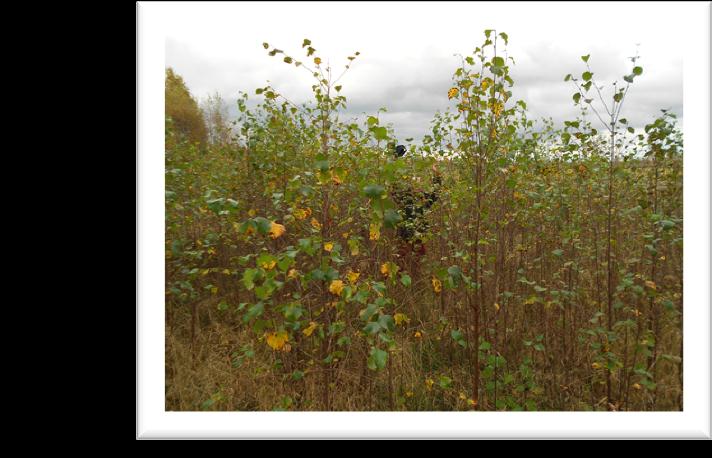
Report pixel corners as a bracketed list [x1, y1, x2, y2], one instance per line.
[269, 221, 286, 239]
[260, 259, 277, 270]
[394, 313, 409, 326]
[303, 321, 318, 337]
[432, 277, 442, 293]
[380, 263, 390, 277]
[347, 270, 360, 285]
[369, 223, 380, 240]
[329, 279, 344, 296]
[265, 330, 289, 351]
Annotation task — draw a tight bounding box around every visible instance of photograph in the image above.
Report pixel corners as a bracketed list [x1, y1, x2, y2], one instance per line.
[137, 1, 710, 438]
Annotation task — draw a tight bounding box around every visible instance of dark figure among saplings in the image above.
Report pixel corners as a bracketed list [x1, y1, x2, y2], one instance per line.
[389, 144, 442, 273]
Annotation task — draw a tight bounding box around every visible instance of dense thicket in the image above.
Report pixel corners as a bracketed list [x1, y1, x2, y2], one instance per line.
[165, 32, 682, 411]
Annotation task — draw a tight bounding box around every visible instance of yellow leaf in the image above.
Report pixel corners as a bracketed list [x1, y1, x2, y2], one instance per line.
[329, 279, 344, 296]
[645, 280, 657, 290]
[447, 87, 459, 99]
[303, 321, 318, 337]
[405, 391, 414, 398]
[431, 277, 442, 293]
[459, 392, 467, 400]
[248, 209, 256, 217]
[311, 218, 322, 230]
[347, 270, 360, 285]
[369, 223, 380, 240]
[314, 57, 322, 65]
[265, 330, 289, 351]
[260, 259, 276, 270]
[330, 171, 342, 185]
[380, 262, 390, 277]
[293, 208, 308, 220]
[632, 383, 642, 390]
[287, 268, 299, 279]
[268, 221, 286, 239]
[324, 242, 334, 252]
[414, 331, 422, 339]
[394, 313, 409, 326]
[425, 378, 434, 390]
[467, 398, 477, 407]
[494, 302, 501, 312]
[592, 362, 602, 370]
[222, 269, 231, 275]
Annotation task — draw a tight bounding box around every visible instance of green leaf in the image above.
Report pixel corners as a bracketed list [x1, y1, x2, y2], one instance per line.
[438, 375, 453, 389]
[400, 273, 412, 287]
[242, 268, 258, 290]
[573, 93, 581, 104]
[378, 314, 395, 332]
[451, 329, 467, 348]
[291, 370, 304, 381]
[492, 56, 505, 67]
[363, 321, 381, 335]
[363, 184, 386, 199]
[367, 347, 388, 371]
[447, 265, 463, 280]
[582, 71, 592, 81]
[581, 54, 590, 63]
[659, 220, 676, 230]
[383, 209, 402, 229]
[360, 303, 379, 322]
[373, 126, 388, 141]
[633, 66, 643, 76]
[283, 303, 304, 321]
[253, 217, 272, 235]
[243, 302, 264, 323]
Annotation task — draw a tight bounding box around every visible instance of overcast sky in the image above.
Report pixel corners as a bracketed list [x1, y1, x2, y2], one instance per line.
[164, 2, 684, 142]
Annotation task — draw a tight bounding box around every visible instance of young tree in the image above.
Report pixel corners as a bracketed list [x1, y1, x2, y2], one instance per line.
[202, 92, 233, 146]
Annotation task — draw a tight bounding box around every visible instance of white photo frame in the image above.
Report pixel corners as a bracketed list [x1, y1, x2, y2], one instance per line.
[137, 1, 710, 439]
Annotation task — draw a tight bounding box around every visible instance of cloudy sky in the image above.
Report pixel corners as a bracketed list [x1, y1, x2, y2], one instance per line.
[164, 2, 685, 142]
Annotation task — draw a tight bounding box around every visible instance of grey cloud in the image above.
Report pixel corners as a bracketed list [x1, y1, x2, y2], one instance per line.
[166, 11, 683, 144]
